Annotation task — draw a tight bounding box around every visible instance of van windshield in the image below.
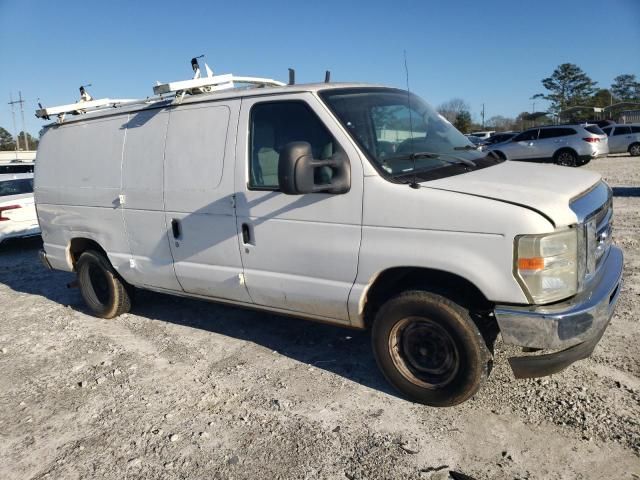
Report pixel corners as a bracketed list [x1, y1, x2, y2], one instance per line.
[320, 88, 500, 182]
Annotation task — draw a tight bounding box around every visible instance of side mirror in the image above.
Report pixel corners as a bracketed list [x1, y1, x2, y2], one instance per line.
[278, 141, 350, 195]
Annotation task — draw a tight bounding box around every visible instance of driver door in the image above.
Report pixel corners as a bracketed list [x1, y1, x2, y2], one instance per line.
[234, 93, 364, 323]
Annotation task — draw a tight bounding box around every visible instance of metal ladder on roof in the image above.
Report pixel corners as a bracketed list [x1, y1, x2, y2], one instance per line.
[35, 57, 286, 123]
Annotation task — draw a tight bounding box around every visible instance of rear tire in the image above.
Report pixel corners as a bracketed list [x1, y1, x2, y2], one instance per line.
[629, 143, 640, 157]
[371, 290, 491, 407]
[554, 149, 578, 167]
[77, 250, 131, 318]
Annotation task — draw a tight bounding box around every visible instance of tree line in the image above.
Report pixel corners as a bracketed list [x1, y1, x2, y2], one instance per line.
[438, 64, 640, 133]
[0, 126, 38, 151]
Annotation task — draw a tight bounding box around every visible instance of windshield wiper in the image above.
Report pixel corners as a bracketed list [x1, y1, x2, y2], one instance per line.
[454, 145, 481, 151]
[384, 151, 476, 168]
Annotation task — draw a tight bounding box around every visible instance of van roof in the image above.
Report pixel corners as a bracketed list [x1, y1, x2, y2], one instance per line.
[41, 82, 384, 128]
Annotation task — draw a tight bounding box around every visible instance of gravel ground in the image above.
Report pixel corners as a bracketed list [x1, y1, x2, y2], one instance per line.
[1, 156, 639, 480]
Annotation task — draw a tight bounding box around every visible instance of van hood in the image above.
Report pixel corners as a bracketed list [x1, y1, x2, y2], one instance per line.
[425, 161, 602, 226]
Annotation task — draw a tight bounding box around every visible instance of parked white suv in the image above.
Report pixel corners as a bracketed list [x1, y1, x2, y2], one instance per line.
[35, 81, 623, 406]
[487, 124, 608, 166]
[469, 131, 495, 139]
[601, 124, 640, 156]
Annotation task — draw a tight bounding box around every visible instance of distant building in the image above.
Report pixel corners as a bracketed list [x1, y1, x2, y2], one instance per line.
[619, 110, 640, 124]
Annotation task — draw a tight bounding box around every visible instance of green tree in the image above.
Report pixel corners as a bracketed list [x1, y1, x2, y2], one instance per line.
[454, 110, 472, 133]
[590, 89, 614, 108]
[537, 63, 598, 113]
[0, 126, 16, 151]
[611, 74, 640, 102]
[17, 131, 38, 150]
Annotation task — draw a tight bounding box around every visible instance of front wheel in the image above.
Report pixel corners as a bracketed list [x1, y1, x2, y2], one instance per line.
[629, 143, 640, 157]
[371, 290, 491, 407]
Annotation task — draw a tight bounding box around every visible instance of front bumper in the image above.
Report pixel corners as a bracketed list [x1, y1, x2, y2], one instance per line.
[494, 246, 623, 378]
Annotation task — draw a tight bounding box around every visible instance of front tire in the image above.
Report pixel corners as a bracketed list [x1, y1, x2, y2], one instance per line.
[371, 290, 491, 407]
[77, 250, 131, 318]
[629, 143, 640, 157]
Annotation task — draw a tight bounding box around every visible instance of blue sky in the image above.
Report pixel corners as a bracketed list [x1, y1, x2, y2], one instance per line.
[1, 0, 639, 137]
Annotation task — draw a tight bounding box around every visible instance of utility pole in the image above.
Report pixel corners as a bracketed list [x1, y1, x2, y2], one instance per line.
[18, 92, 30, 150]
[8, 92, 29, 151]
[481, 103, 485, 129]
[8, 93, 21, 152]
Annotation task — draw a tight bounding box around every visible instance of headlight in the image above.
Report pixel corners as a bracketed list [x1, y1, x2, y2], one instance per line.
[515, 229, 578, 304]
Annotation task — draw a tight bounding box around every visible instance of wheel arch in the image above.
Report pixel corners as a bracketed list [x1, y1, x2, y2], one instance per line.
[360, 266, 493, 329]
[67, 237, 109, 271]
[553, 146, 578, 161]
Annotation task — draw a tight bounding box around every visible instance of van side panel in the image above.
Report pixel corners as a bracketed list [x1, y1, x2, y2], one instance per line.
[163, 101, 252, 303]
[35, 117, 130, 272]
[120, 108, 182, 291]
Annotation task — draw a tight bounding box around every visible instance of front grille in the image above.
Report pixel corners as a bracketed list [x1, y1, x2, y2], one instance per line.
[570, 181, 613, 289]
[587, 204, 612, 274]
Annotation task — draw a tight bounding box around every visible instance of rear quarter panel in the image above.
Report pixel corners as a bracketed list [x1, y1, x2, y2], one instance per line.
[35, 116, 130, 272]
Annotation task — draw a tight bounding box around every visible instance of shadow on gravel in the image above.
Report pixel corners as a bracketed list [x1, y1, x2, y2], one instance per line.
[612, 187, 640, 197]
[0, 238, 397, 399]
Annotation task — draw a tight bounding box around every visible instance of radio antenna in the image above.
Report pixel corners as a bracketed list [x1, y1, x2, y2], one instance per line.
[404, 50, 419, 189]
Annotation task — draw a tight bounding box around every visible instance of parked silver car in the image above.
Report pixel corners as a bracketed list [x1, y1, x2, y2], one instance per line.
[487, 125, 608, 166]
[601, 124, 640, 156]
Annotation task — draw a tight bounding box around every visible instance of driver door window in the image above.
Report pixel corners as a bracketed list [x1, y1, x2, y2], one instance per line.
[249, 102, 338, 189]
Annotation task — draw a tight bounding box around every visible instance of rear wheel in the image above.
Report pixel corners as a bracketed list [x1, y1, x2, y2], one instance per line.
[77, 250, 131, 318]
[629, 143, 640, 157]
[554, 149, 578, 167]
[371, 290, 491, 407]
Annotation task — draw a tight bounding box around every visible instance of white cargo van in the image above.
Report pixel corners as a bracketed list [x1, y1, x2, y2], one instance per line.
[35, 72, 623, 406]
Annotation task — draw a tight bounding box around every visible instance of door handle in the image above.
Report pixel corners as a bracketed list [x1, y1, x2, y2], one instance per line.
[241, 223, 251, 244]
[171, 218, 181, 239]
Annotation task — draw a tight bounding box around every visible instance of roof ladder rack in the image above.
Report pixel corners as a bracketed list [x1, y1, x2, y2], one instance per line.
[35, 56, 287, 122]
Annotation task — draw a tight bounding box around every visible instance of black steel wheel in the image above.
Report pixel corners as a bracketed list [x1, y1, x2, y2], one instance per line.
[388, 317, 460, 388]
[372, 290, 491, 407]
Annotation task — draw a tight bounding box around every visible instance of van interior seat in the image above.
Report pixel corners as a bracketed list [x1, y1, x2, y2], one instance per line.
[252, 123, 278, 187]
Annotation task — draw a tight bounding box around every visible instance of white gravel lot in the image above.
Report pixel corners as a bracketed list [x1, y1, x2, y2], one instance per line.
[0, 156, 638, 480]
